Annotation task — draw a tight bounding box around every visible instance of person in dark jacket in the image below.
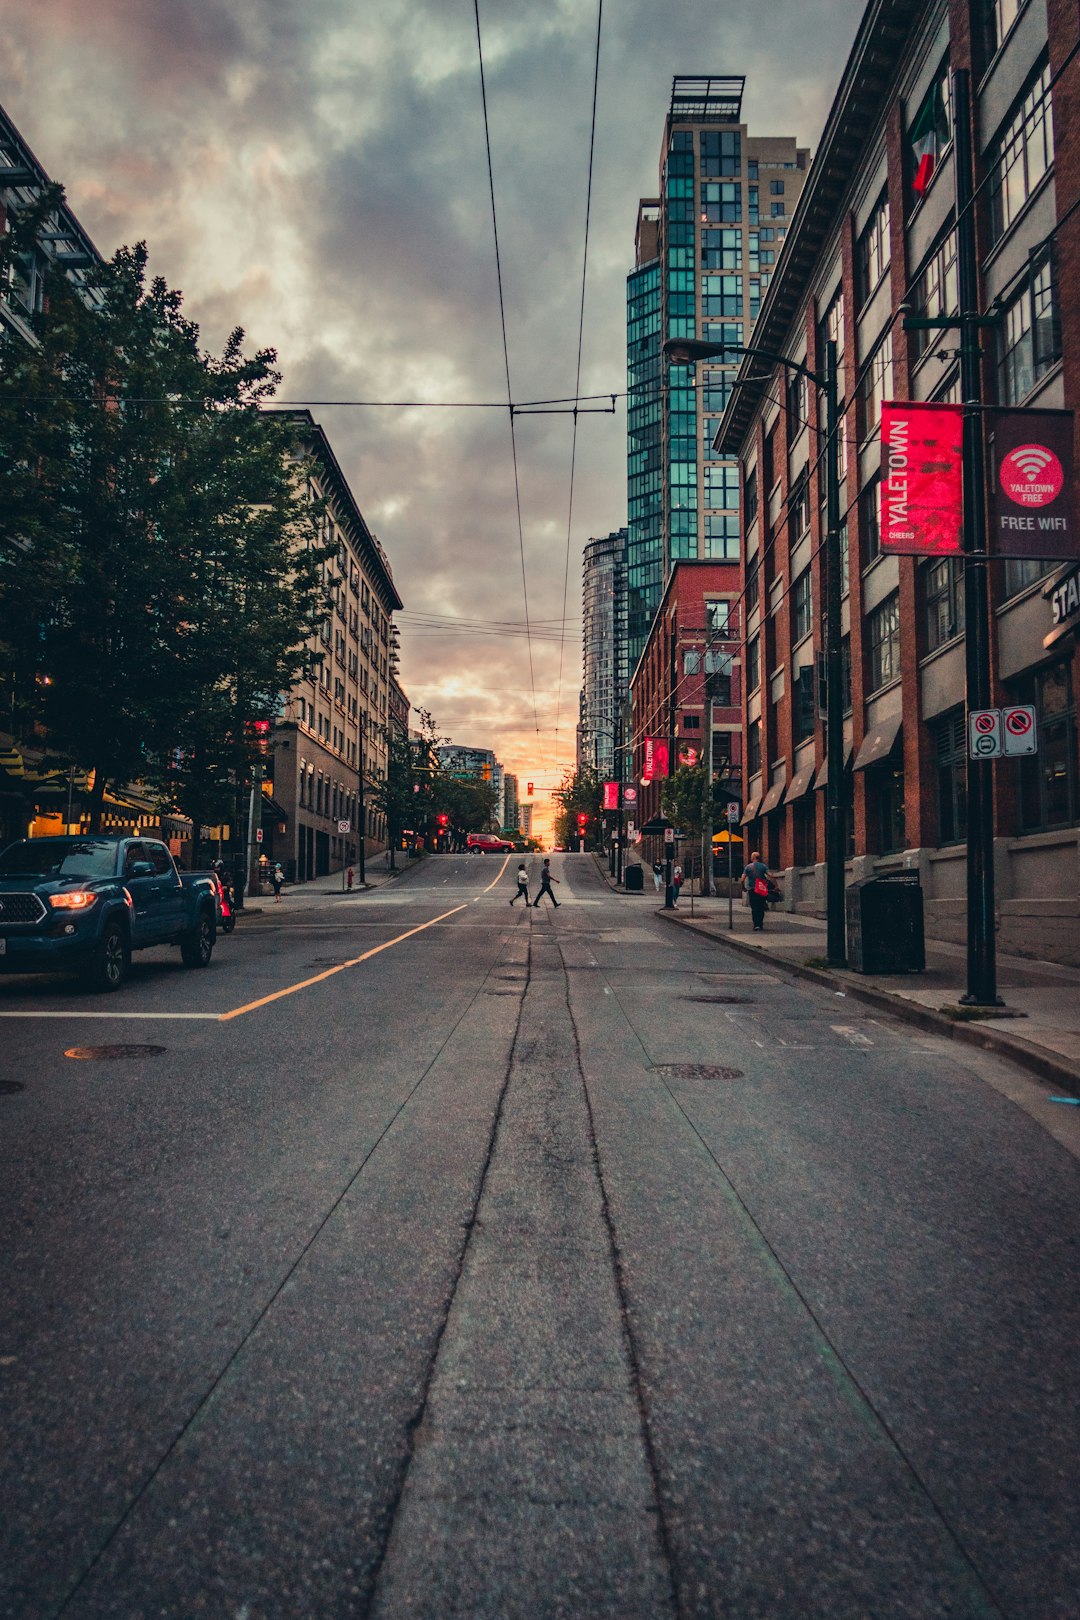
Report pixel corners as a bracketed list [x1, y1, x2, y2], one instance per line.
[533, 858, 560, 907]
[742, 850, 770, 930]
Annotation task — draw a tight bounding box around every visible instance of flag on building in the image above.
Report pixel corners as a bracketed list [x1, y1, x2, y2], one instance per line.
[910, 83, 949, 196]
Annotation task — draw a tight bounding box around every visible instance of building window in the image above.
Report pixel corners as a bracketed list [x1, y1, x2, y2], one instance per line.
[747, 717, 761, 777]
[989, 62, 1052, 244]
[872, 764, 907, 853]
[770, 202, 786, 218]
[701, 228, 742, 271]
[818, 284, 845, 398]
[704, 463, 739, 509]
[1004, 556, 1055, 597]
[860, 332, 893, 440]
[910, 232, 958, 360]
[701, 274, 743, 317]
[704, 514, 740, 557]
[746, 634, 761, 693]
[1011, 660, 1078, 830]
[786, 369, 809, 439]
[743, 465, 758, 526]
[868, 592, 901, 691]
[996, 252, 1061, 404]
[700, 130, 741, 177]
[702, 369, 736, 413]
[748, 185, 759, 224]
[793, 795, 818, 865]
[861, 473, 882, 563]
[748, 159, 759, 179]
[792, 568, 813, 643]
[924, 556, 965, 651]
[701, 182, 742, 224]
[793, 665, 816, 742]
[856, 186, 890, 306]
[770, 180, 785, 195]
[746, 555, 760, 613]
[932, 709, 967, 844]
[788, 468, 810, 544]
[981, 0, 1026, 59]
[907, 57, 952, 206]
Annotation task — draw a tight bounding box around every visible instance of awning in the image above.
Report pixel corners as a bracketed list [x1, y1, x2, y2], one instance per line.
[853, 713, 903, 772]
[740, 796, 761, 825]
[783, 763, 816, 804]
[759, 778, 787, 815]
[260, 791, 290, 822]
[813, 744, 854, 790]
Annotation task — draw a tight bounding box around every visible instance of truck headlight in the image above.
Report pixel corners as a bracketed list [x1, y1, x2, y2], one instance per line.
[48, 891, 97, 910]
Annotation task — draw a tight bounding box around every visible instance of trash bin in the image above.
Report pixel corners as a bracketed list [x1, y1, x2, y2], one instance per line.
[846, 871, 925, 973]
[624, 864, 644, 892]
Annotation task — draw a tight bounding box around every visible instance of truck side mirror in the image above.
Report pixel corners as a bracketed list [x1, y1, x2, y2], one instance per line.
[129, 860, 155, 878]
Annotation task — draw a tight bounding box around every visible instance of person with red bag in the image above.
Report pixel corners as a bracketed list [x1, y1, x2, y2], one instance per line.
[742, 849, 771, 931]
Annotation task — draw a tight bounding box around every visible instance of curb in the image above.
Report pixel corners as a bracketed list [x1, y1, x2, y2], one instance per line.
[656, 908, 1080, 1098]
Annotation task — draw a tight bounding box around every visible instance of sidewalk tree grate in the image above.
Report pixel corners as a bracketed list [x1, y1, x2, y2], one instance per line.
[64, 1045, 166, 1061]
[652, 1063, 744, 1081]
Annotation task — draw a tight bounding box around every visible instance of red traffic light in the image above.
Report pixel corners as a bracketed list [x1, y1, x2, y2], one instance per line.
[437, 813, 449, 826]
[527, 781, 534, 795]
[577, 812, 588, 826]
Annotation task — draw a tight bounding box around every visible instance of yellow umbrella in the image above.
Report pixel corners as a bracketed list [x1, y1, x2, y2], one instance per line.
[712, 828, 743, 844]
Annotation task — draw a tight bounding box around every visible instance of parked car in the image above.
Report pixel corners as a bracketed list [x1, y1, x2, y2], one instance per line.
[0, 835, 222, 992]
[465, 832, 515, 854]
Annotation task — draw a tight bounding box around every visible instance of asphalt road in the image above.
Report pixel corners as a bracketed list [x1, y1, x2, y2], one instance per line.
[2, 852, 1078, 1618]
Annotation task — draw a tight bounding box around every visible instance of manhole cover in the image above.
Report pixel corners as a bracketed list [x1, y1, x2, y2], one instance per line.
[64, 1045, 166, 1061]
[0, 1080, 25, 1095]
[652, 1063, 744, 1081]
[679, 994, 751, 1005]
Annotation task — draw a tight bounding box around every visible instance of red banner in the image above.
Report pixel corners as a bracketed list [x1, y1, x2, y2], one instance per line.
[602, 781, 618, 811]
[881, 400, 963, 555]
[642, 737, 669, 783]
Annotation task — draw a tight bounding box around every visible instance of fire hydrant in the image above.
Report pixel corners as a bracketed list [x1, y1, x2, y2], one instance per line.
[347, 866, 354, 891]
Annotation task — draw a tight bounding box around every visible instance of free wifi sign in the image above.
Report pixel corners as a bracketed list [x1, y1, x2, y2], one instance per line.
[1000, 443, 1064, 509]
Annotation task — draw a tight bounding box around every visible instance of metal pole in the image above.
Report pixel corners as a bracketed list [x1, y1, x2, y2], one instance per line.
[246, 767, 261, 898]
[357, 737, 367, 886]
[702, 674, 714, 898]
[728, 829, 734, 930]
[824, 337, 847, 965]
[616, 715, 625, 884]
[665, 619, 677, 907]
[954, 67, 1000, 1005]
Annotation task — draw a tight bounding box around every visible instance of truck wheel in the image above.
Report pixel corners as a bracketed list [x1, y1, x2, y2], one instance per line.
[82, 921, 129, 993]
[181, 912, 215, 969]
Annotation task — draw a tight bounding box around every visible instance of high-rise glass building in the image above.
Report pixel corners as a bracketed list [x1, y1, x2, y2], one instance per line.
[580, 529, 628, 780]
[627, 76, 810, 669]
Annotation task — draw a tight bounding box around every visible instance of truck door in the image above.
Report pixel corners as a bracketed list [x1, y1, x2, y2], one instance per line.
[148, 841, 186, 934]
[122, 842, 159, 943]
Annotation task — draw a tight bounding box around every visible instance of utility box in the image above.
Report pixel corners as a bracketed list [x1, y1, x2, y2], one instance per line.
[846, 871, 925, 973]
[624, 864, 644, 892]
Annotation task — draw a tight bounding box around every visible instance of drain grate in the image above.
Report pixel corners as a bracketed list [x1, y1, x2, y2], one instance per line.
[64, 1045, 166, 1061]
[652, 1063, 744, 1081]
[679, 994, 751, 1005]
[0, 1080, 25, 1095]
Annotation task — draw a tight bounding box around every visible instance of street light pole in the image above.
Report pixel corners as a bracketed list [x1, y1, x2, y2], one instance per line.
[662, 335, 847, 957]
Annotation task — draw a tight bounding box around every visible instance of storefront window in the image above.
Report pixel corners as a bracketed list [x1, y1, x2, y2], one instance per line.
[1011, 661, 1078, 831]
[932, 709, 967, 844]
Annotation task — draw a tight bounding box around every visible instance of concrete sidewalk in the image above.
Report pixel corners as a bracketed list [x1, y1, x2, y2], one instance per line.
[659, 894, 1080, 1096]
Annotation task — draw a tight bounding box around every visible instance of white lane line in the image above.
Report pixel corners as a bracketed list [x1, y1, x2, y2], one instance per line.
[0, 1010, 221, 1020]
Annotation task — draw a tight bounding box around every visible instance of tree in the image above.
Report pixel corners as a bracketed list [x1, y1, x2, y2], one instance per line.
[661, 764, 731, 892]
[553, 766, 601, 849]
[0, 223, 329, 852]
[434, 774, 499, 849]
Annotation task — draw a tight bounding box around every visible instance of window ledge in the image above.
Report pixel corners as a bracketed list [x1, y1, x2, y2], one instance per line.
[977, 0, 1035, 90]
[865, 673, 903, 702]
[995, 573, 1054, 616]
[919, 633, 965, 669]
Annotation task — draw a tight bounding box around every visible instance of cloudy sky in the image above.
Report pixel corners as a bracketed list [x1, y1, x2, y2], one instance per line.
[2, 0, 865, 802]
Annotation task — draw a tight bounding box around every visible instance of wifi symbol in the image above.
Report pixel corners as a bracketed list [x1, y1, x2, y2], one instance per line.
[1010, 445, 1054, 481]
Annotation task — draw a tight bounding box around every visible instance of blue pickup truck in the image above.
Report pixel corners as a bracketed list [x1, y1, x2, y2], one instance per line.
[0, 834, 222, 992]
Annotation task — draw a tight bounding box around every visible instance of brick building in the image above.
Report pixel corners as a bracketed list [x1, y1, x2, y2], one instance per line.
[716, 0, 1080, 963]
[630, 560, 743, 869]
[271, 412, 402, 883]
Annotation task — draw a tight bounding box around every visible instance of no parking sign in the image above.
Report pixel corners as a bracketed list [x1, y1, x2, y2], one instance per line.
[967, 706, 1038, 758]
[1002, 704, 1037, 755]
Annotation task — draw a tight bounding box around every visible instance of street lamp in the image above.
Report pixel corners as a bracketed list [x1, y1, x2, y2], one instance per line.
[663, 335, 847, 966]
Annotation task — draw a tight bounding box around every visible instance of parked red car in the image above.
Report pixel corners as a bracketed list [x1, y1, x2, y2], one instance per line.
[466, 832, 515, 854]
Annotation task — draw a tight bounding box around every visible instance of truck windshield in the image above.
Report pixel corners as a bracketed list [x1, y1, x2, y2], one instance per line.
[0, 839, 119, 880]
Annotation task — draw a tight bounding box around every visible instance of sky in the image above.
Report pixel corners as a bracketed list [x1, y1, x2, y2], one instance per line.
[1, 0, 866, 814]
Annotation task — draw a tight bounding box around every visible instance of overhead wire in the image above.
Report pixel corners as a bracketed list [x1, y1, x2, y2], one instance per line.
[472, 0, 540, 748]
[552, 0, 604, 764]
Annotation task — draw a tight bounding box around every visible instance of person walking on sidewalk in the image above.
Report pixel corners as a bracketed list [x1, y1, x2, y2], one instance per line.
[743, 849, 770, 930]
[652, 860, 663, 894]
[271, 862, 285, 903]
[510, 862, 530, 906]
[533, 859, 560, 908]
[672, 862, 683, 905]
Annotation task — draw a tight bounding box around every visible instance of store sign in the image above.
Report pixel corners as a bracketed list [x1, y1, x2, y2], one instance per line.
[1047, 564, 1080, 648]
[642, 737, 669, 783]
[881, 400, 964, 555]
[602, 781, 619, 811]
[989, 410, 1076, 558]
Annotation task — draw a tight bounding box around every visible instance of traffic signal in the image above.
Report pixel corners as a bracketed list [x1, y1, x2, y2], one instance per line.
[437, 813, 449, 827]
[577, 812, 588, 828]
[527, 782, 534, 795]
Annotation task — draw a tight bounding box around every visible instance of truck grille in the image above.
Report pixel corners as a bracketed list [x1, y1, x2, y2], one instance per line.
[0, 893, 47, 925]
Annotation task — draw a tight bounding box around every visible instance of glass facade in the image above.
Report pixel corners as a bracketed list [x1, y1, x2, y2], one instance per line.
[626, 86, 808, 669]
[581, 530, 629, 779]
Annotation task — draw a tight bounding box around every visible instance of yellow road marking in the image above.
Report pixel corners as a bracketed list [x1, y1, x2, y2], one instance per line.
[219, 903, 471, 1021]
[481, 853, 513, 894]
